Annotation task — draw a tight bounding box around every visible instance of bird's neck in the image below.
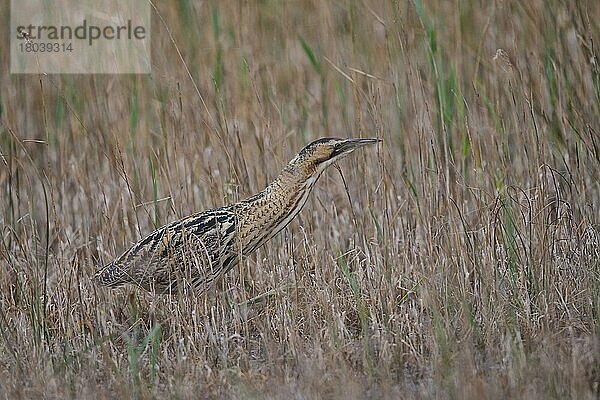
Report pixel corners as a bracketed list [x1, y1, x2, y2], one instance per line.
[236, 166, 320, 253]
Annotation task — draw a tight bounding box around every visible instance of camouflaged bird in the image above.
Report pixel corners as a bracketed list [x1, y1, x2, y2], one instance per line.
[94, 137, 380, 294]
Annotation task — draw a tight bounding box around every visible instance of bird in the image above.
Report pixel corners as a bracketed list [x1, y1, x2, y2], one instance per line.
[94, 137, 380, 294]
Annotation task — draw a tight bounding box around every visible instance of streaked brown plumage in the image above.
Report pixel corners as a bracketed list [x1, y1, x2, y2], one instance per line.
[94, 137, 379, 293]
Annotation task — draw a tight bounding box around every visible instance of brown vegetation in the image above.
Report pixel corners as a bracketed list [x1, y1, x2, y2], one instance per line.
[1, 1, 599, 398]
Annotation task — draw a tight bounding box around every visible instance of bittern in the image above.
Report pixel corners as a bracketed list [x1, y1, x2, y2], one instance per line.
[95, 137, 379, 293]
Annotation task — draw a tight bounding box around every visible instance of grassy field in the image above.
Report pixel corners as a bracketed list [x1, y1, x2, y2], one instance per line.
[1, 0, 599, 398]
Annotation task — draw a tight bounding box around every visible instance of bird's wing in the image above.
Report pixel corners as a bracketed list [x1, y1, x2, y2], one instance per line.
[96, 207, 238, 293]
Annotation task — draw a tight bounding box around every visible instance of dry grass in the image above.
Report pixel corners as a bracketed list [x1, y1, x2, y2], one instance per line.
[1, 1, 599, 398]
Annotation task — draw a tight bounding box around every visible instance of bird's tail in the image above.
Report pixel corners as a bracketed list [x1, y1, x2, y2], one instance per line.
[94, 262, 128, 288]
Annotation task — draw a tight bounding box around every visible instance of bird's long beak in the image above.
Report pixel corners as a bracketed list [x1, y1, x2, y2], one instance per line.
[334, 137, 381, 156]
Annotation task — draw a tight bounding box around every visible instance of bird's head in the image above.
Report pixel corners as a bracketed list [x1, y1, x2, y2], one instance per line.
[285, 137, 380, 181]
